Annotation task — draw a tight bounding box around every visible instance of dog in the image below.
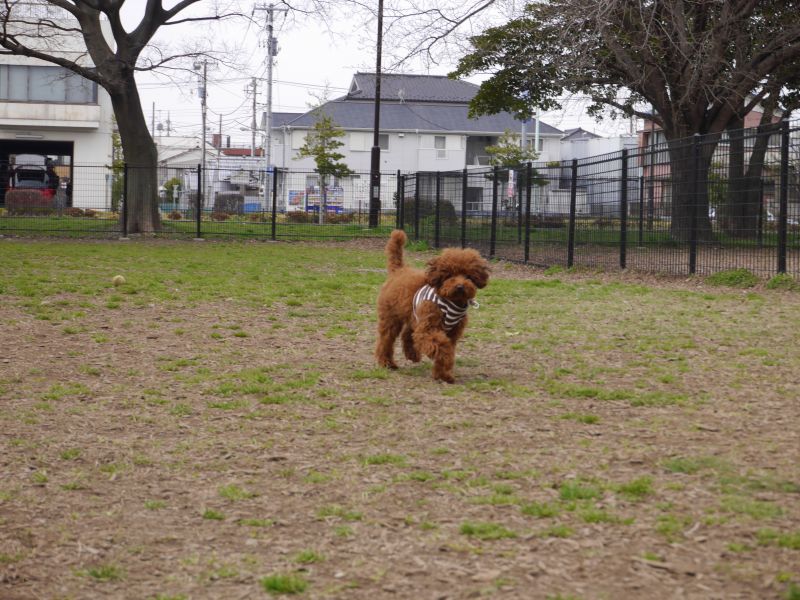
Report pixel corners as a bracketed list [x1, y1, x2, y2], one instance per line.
[375, 229, 489, 383]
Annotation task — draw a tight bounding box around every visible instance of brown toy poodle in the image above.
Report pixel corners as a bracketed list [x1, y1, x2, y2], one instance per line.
[375, 229, 489, 383]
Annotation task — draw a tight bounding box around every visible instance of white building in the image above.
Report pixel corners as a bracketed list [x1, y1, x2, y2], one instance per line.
[265, 73, 562, 213]
[0, 3, 114, 210]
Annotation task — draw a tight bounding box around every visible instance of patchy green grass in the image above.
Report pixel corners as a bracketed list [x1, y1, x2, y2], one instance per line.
[706, 268, 759, 288]
[459, 521, 517, 541]
[1, 239, 799, 600]
[260, 572, 309, 595]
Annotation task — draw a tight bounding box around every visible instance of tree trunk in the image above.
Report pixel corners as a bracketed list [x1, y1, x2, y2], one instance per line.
[721, 118, 771, 238]
[110, 80, 161, 233]
[666, 134, 718, 241]
[318, 174, 327, 225]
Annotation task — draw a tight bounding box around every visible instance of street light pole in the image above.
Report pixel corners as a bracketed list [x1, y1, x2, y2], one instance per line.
[368, 0, 384, 228]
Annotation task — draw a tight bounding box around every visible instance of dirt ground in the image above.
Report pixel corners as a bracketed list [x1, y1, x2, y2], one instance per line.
[1, 240, 799, 600]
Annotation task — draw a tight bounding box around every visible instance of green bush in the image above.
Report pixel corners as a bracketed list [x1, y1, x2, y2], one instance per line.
[706, 268, 759, 288]
[532, 215, 566, 228]
[402, 197, 457, 225]
[766, 273, 798, 290]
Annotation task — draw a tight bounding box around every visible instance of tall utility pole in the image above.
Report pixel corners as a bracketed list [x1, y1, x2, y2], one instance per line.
[368, 0, 384, 228]
[255, 4, 287, 205]
[194, 59, 208, 209]
[249, 77, 258, 157]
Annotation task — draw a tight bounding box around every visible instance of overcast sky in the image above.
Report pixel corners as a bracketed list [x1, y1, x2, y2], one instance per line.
[131, 2, 635, 147]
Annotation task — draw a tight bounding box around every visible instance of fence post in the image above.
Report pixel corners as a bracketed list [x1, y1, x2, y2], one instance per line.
[461, 168, 468, 248]
[271, 168, 278, 241]
[757, 177, 764, 248]
[638, 174, 644, 246]
[567, 159, 578, 268]
[414, 172, 420, 241]
[620, 149, 628, 269]
[490, 166, 498, 258]
[517, 169, 523, 244]
[778, 120, 789, 274]
[689, 135, 700, 274]
[434, 171, 441, 249]
[121, 162, 128, 238]
[524, 163, 532, 263]
[396, 170, 403, 230]
[195, 163, 202, 239]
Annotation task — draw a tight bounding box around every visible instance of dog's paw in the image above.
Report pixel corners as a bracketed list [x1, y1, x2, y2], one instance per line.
[435, 373, 455, 384]
[403, 348, 420, 362]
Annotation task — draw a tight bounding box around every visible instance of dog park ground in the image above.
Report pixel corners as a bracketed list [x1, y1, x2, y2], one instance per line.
[1, 237, 799, 600]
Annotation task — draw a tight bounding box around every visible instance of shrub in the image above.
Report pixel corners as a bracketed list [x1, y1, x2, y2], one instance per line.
[327, 211, 355, 224]
[5, 189, 54, 215]
[532, 215, 566, 228]
[64, 207, 85, 217]
[83, 209, 98, 218]
[168, 211, 183, 220]
[593, 217, 615, 228]
[213, 192, 244, 215]
[766, 273, 798, 290]
[286, 210, 313, 223]
[210, 211, 230, 221]
[706, 268, 759, 288]
[402, 197, 457, 225]
[248, 212, 267, 222]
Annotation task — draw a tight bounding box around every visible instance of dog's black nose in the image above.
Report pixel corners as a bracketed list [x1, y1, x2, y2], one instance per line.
[456, 284, 465, 291]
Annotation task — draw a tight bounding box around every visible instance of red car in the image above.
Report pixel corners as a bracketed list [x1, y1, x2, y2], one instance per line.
[8, 165, 58, 199]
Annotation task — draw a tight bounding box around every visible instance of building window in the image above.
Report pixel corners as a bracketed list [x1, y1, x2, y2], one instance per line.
[525, 138, 545, 152]
[351, 132, 389, 151]
[434, 135, 446, 159]
[0, 65, 97, 104]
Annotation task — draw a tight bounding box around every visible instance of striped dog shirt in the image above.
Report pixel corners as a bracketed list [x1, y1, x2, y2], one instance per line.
[412, 284, 472, 331]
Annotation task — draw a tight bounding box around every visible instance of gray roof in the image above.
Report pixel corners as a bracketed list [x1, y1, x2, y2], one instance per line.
[347, 72, 480, 103]
[562, 127, 602, 141]
[264, 112, 302, 128]
[279, 100, 562, 136]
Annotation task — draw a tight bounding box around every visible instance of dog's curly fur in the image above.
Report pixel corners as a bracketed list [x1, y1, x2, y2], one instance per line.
[375, 230, 489, 383]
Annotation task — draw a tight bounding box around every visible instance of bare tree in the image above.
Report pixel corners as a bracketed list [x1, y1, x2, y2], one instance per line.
[283, 0, 510, 70]
[452, 0, 800, 240]
[0, 0, 242, 233]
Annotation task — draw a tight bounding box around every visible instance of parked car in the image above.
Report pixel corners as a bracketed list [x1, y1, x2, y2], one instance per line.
[7, 154, 58, 200]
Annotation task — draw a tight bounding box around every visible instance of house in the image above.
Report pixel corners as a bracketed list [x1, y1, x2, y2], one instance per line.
[561, 128, 602, 142]
[0, 4, 114, 210]
[155, 135, 274, 212]
[266, 72, 562, 213]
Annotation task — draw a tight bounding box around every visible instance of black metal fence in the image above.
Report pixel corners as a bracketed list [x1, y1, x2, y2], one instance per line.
[401, 120, 800, 278]
[1, 121, 799, 277]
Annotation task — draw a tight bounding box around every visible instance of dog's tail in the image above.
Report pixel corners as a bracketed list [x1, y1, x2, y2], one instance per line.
[386, 229, 407, 274]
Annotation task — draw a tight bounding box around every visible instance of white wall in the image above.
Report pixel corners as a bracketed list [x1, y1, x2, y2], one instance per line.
[274, 129, 481, 173]
[0, 14, 115, 210]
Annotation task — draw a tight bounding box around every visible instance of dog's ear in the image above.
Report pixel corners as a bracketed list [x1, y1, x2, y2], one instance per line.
[468, 259, 490, 289]
[425, 257, 448, 289]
